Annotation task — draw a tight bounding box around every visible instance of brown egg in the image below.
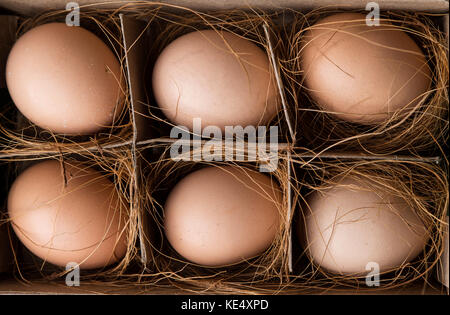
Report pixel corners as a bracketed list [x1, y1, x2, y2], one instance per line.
[164, 166, 282, 266]
[8, 160, 128, 269]
[6, 23, 125, 134]
[152, 30, 279, 131]
[300, 13, 431, 124]
[301, 177, 429, 275]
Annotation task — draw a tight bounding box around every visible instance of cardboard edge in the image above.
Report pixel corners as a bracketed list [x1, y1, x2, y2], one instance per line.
[0, 221, 12, 274]
[262, 22, 296, 144]
[262, 22, 294, 273]
[437, 12, 449, 291]
[0, 0, 448, 294]
[0, 0, 449, 16]
[437, 215, 449, 290]
[0, 15, 17, 89]
[0, 14, 18, 274]
[119, 14, 152, 268]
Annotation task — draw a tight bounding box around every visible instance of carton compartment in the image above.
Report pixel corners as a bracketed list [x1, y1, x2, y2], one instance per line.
[1, 151, 139, 282]
[0, 9, 133, 155]
[291, 157, 448, 293]
[125, 8, 293, 144]
[276, 9, 448, 155]
[136, 146, 291, 286]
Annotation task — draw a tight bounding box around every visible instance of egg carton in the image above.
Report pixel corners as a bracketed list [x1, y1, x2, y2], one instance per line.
[0, 0, 448, 294]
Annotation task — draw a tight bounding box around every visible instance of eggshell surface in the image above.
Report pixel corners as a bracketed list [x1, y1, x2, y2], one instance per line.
[302, 177, 429, 275]
[164, 166, 282, 266]
[6, 23, 124, 134]
[300, 13, 431, 123]
[8, 160, 127, 269]
[152, 30, 279, 130]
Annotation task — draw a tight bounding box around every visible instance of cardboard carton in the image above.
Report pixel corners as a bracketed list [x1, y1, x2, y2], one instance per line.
[0, 0, 448, 294]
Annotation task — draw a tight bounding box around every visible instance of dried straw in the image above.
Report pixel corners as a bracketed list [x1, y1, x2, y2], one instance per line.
[0, 7, 133, 158]
[0, 3, 447, 294]
[276, 8, 448, 156]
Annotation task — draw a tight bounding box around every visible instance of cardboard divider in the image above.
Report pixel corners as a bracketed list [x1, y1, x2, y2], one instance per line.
[119, 14, 153, 269]
[262, 21, 294, 273]
[0, 15, 17, 274]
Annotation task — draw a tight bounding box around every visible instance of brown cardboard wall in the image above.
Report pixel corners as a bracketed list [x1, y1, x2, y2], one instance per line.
[0, 225, 11, 273]
[0, 15, 17, 274]
[119, 14, 153, 267]
[0, 16, 16, 88]
[0, 0, 449, 16]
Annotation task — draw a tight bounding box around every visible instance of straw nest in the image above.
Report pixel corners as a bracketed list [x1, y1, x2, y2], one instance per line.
[0, 7, 132, 159]
[121, 6, 290, 142]
[289, 154, 448, 293]
[0, 3, 447, 294]
[276, 8, 448, 156]
[136, 146, 291, 288]
[0, 146, 139, 285]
